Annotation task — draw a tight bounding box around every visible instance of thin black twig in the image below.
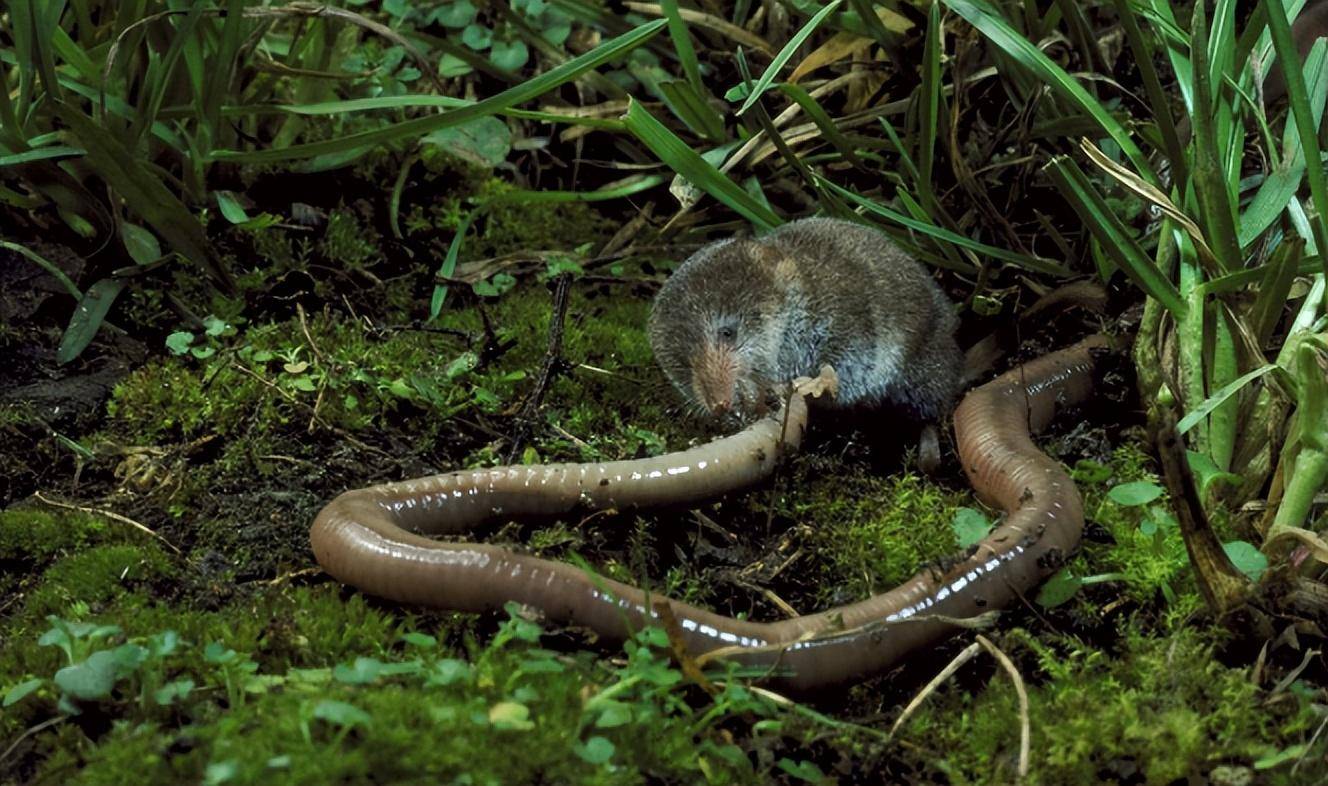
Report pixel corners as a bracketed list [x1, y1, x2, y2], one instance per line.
[505, 274, 574, 462]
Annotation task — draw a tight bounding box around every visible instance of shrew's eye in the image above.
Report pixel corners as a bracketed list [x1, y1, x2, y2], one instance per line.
[717, 325, 737, 342]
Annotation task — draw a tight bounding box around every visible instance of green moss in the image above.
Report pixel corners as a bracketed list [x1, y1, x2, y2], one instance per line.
[1072, 445, 1200, 609]
[0, 509, 113, 562]
[897, 624, 1321, 785]
[105, 314, 491, 446]
[23, 544, 172, 622]
[434, 284, 697, 464]
[7, 604, 792, 786]
[792, 470, 969, 599]
[317, 209, 383, 271]
[409, 176, 614, 260]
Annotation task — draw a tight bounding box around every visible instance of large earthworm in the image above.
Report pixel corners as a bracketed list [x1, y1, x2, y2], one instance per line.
[311, 336, 1106, 690]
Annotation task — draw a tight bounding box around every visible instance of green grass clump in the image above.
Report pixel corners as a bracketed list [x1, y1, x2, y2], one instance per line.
[897, 624, 1321, 785]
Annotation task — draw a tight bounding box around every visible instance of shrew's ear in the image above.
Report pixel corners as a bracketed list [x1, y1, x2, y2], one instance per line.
[748, 242, 798, 293]
[774, 254, 798, 287]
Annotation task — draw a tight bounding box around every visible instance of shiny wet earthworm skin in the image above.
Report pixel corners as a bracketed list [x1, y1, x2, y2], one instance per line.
[311, 336, 1106, 691]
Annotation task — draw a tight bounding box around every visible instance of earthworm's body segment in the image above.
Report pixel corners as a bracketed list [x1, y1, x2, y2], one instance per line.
[311, 337, 1106, 690]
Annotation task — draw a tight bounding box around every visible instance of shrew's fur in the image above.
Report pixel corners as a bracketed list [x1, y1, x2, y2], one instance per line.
[649, 217, 963, 424]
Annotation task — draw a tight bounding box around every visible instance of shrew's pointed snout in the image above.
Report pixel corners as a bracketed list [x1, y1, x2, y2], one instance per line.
[692, 343, 739, 417]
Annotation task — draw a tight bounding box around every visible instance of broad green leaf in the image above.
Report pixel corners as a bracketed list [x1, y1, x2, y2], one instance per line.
[575, 735, 616, 764]
[422, 116, 512, 168]
[333, 657, 385, 685]
[1222, 541, 1269, 582]
[462, 23, 494, 50]
[472, 272, 517, 297]
[776, 758, 826, 783]
[439, 53, 474, 77]
[951, 508, 991, 548]
[400, 632, 437, 648]
[54, 650, 121, 701]
[203, 760, 238, 786]
[1106, 480, 1164, 506]
[120, 223, 161, 266]
[426, 659, 473, 687]
[490, 39, 530, 71]
[433, 0, 477, 27]
[489, 700, 535, 730]
[215, 191, 250, 224]
[57, 278, 125, 364]
[1035, 569, 1083, 607]
[1254, 743, 1311, 770]
[594, 701, 633, 728]
[154, 678, 195, 706]
[3, 678, 42, 707]
[313, 699, 372, 728]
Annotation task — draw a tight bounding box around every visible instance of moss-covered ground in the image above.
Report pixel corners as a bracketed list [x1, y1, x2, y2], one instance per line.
[3, 187, 1322, 785]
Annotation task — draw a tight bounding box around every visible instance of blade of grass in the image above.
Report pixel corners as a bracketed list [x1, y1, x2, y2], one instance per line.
[266, 94, 624, 132]
[430, 207, 481, 320]
[896, 188, 972, 271]
[917, 1, 942, 217]
[0, 146, 85, 166]
[49, 25, 98, 86]
[1044, 156, 1186, 313]
[1264, 0, 1328, 279]
[820, 177, 1064, 275]
[25, 0, 66, 103]
[55, 103, 231, 289]
[130, 3, 208, 146]
[491, 176, 668, 204]
[1252, 238, 1304, 345]
[1176, 362, 1281, 435]
[211, 21, 667, 164]
[201, 0, 247, 145]
[1110, 0, 1187, 186]
[1079, 139, 1218, 270]
[1186, 3, 1241, 274]
[944, 0, 1156, 183]
[623, 99, 780, 230]
[661, 0, 703, 96]
[1051, 0, 1105, 77]
[658, 80, 727, 142]
[776, 83, 862, 167]
[1240, 43, 1328, 246]
[0, 240, 82, 299]
[736, 0, 843, 116]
